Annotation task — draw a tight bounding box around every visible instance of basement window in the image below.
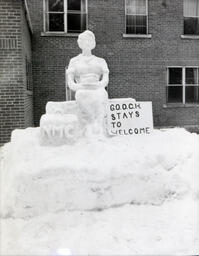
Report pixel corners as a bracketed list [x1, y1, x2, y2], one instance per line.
[167, 67, 199, 104]
[184, 0, 199, 35]
[44, 0, 87, 33]
[125, 0, 148, 35]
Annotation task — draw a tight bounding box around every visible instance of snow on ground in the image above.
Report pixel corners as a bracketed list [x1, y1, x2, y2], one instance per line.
[0, 127, 199, 255]
[1, 198, 199, 255]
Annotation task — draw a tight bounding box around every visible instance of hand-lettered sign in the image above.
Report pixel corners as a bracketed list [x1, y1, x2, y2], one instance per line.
[106, 98, 153, 136]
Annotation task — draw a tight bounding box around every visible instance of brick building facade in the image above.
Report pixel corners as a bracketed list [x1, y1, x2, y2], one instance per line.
[1, 0, 199, 144]
[27, 0, 199, 128]
[0, 0, 33, 145]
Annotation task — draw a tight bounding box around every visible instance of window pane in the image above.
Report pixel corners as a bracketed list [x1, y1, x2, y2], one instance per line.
[126, 15, 136, 27]
[184, 0, 199, 17]
[126, 15, 147, 34]
[48, 13, 64, 31]
[68, 0, 86, 12]
[126, 26, 136, 34]
[168, 68, 182, 84]
[167, 86, 183, 103]
[136, 26, 147, 34]
[186, 86, 199, 103]
[136, 15, 147, 26]
[68, 0, 80, 10]
[184, 17, 199, 35]
[48, 0, 64, 12]
[186, 68, 198, 84]
[126, 0, 147, 15]
[67, 13, 86, 33]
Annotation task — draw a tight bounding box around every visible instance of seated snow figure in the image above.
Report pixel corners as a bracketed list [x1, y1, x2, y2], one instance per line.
[39, 30, 109, 145]
[67, 30, 109, 136]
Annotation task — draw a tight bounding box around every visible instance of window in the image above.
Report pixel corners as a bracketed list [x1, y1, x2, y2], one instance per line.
[167, 67, 199, 103]
[125, 0, 148, 34]
[185, 68, 199, 102]
[44, 0, 87, 33]
[184, 0, 199, 35]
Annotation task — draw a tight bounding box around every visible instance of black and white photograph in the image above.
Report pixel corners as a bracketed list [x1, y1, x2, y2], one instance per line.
[0, 0, 199, 255]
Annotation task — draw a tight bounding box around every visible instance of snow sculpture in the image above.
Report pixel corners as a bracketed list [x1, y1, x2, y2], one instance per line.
[67, 30, 109, 137]
[40, 113, 78, 145]
[40, 30, 109, 144]
[40, 101, 79, 145]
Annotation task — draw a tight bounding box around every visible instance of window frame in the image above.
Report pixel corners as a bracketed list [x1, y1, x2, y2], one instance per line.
[124, 0, 149, 35]
[166, 66, 199, 104]
[43, 0, 88, 34]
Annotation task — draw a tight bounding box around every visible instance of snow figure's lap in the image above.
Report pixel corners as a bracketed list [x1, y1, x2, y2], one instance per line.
[75, 88, 108, 136]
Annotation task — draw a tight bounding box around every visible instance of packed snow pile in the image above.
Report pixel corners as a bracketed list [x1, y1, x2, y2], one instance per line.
[1, 128, 199, 219]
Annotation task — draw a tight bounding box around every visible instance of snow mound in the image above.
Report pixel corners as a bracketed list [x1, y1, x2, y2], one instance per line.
[1, 128, 199, 218]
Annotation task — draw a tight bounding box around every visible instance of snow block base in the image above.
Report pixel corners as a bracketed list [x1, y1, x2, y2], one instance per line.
[1, 127, 199, 218]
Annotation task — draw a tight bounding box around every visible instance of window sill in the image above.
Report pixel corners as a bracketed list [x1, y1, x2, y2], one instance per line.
[163, 103, 199, 108]
[26, 90, 33, 96]
[181, 35, 199, 40]
[41, 32, 79, 37]
[123, 34, 152, 39]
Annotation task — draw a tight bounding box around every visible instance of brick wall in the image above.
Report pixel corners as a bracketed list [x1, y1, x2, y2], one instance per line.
[0, 0, 33, 145]
[27, 0, 199, 128]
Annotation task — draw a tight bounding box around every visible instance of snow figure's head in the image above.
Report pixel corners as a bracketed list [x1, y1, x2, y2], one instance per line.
[77, 30, 96, 51]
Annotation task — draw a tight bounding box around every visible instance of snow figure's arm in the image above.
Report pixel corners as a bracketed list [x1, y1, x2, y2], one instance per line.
[66, 59, 83, 92]
[67, 72, 82, 92]
[99, 71, 109, 88]
[95, 58, 109, 88]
